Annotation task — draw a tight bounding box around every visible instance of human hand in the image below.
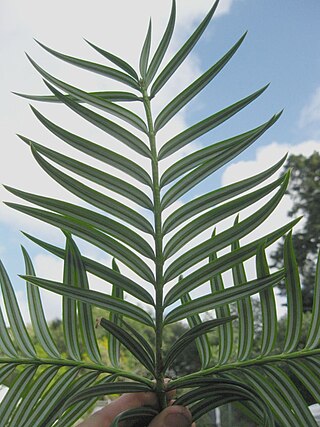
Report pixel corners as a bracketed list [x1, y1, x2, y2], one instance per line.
[77, 392, 193, 427]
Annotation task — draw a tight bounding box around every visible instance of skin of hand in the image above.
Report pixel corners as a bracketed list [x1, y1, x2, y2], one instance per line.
[76, 392, 194, 427]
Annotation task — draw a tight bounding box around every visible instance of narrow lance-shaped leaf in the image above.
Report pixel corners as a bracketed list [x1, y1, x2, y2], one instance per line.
[283, 231, 303, 353]
[0, 365, 37, 426]
[14, 143, 153, 209]
[27, 54, 148, 133]
[9, 366, 59, 427]
[8, 202, 155, 285]
[0, 307, 18, 357]
[146, 0, 176, 85]
[34, 40, 140, 89]
[7, 185, 154, 260]
[24, 143, 154, 235]
[150, 0, 219, 96]
[209, 232, 233, 365]
[231, 219, 254, 362]
[256, 243, 277, 356]
[63, 236, 82, 361]
[155, 32, 246, 132]
[181, 292, 211, 369]
[163, 316, 235, 371]
[22, 232, 155, 306]
[164, 173, 290, 283]
[20, 275, 155, 326]
[305, 250, 320, 349]
[14, 89, 141, 103]
[164, 270, 285, 324]
[44, 81, 152, 158]
[161, 128, 263, 210]
[161, 113, 281, 188]
[65, 233, 102, 364]
[99, 318, 155, 374]
[158, 85, 268, 160]
[263, 365, 318, 427]
[288, 360, 320, 403]
[242, 369, 298, 427]
[20, 111, 152, 186]
[109, 259, 123, 368]
[85, 39, 139, 80]
[164, 175, 285, 258]
[40, 370, 103, 427]
[163, 155, 286, 234]
[22, 246, 60, 358]
[23, 367, 80, 427]
[0, 260, 36, 357]
[140, 20, 152, 80]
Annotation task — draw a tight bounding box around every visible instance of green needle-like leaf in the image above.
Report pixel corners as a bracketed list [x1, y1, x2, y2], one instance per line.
[20, 275, 155, 326]
[150, 0, 219, 96]
[164, 270, 285, 323]
[7, 186, 154, 260]
[160, 113, 281, 188]
[14, 90, 141, 103]
[0, 308, 18, 357]
[20, 112, 152, 186]
[163, 317, 235, 371]
[9, 366, 58, 427]
[242, 369, 299, 427]
[22, 232, 155, 306]
[85, 39, 139, 80]
[288, 360, 320, 403]
[8, 203, 155, 284]
[164, 175, 284, 258]
[22, 247, 61, 359]
[161, 129, 264, 209]
[21, 145, 154, 234]
[146, 0, 176, 85]
[17, 143, 153, 209]
[209, 237, 233, 365]
[164, 174, 290, 281]
[231, 224, 254, 362]
[0, 365, 37, 426]
[158, 85, 268, 159]
[283, 231, 303, 353]
[27, 55, 148, 133]
[264, 365, 318, 426]
[155, 33, 246, 132]
[44, 81, 152, 158]
[65, 234, 102, 364]
[63, 237, 82, 361]
[163, 155, 286, 234]
[99, 318, 155, 374]
[23, 367, 80, 427]
[181, 292, 211, 369]
[306, 251, 320, 349]
[109, 259, 123, 368]
[0, 260, 36, 358]
[256, 243, 277, 356]
[140, 20, 152, 80]
[34, 40, 140, 89]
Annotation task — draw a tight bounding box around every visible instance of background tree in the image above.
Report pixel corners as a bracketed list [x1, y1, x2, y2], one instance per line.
[270, 151, 320, 311]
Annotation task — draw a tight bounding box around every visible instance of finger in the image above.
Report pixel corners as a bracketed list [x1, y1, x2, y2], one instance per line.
[148, 406, 193, 427]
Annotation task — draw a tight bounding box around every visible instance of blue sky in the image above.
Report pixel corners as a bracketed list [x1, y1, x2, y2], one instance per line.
[1, 0, 320, 321]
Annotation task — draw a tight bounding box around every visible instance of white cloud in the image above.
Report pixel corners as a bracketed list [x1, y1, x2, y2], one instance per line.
[299, 86, 320, 128]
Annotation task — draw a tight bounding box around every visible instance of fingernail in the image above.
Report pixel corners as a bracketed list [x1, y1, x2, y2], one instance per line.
[164, 410, 191, 427]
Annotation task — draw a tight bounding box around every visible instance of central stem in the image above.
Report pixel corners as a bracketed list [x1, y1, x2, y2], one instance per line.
[141, 84, 166, 410]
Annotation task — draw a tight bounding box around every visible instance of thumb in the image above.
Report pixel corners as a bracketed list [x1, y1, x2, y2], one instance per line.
[148, 406, 192, 427]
